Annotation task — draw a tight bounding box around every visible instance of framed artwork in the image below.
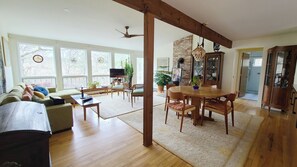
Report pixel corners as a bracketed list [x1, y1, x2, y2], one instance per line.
[0, 36, 6, 94]
[172, 67, 182, 82]
[157, 57, 169, 71]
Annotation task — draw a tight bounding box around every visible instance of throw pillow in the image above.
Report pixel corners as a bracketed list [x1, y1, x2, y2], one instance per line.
[50, 96, 65, 105]
[22, 91, 32, 101]
[33, 86, 49, 96]
[33, 91, 45, 99]
[24, 85, 34, 96]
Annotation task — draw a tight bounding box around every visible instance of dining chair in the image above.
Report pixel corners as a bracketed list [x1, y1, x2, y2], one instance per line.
[164, 83, 176, 111]
[165, 89, 196, 132]
[201, 93, 237, 134]
[131, 84, 144, 107]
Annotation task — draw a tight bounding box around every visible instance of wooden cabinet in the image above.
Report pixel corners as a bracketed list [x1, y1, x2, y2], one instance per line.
[262, 45, 297, 112]
[192, 52, 224, 88]
[0, 101, 52, 167]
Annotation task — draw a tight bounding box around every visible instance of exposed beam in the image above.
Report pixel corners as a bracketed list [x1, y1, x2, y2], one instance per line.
[113, 0, 232, 48]
[143, 12, 154, 146]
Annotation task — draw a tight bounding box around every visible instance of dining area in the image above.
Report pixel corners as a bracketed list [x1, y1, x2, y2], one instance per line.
[165, 85, 236, 134]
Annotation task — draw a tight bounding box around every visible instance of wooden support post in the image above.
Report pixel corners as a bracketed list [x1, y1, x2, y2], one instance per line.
[143, 12, 154, 147]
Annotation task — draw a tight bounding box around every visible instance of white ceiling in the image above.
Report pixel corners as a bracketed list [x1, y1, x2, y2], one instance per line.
[1, 0, 297, 51]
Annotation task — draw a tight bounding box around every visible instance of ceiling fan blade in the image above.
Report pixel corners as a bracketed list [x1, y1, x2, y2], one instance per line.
[115, 29, 125, 35]
[129, 34, 144, 38]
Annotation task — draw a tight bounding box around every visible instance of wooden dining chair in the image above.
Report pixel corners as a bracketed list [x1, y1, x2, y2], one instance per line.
[202, 93, 237, 134]
[164, 83, 176, 111]
[165, 89, 196, 132]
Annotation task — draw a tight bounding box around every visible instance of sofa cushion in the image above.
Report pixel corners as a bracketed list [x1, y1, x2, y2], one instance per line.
[49, 89, 80, 98]
[34, 91, 45, 99]
[32, 95, 54, 107]
[1, 96, 21, 105]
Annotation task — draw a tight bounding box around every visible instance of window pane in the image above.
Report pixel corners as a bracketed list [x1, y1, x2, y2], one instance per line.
[92, 76, 110, 86]
[61, 48, 87, 76]
[137, 58, 144, 84]
[23, 77, 56, 87]
[19, 43, 55, 77]
[91, 51, 112, 75]
[253, 58, 262, 67]
[63, 76, 87, 89]
[114, 53, 130, 68]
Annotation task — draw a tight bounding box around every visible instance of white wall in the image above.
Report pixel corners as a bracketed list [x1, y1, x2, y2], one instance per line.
[154, 42, 173, 71]
[8, 34, 143, 90]
[184, 32, 297, 106]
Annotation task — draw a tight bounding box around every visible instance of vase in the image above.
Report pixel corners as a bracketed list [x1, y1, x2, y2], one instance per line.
[193, 85, 199, 90]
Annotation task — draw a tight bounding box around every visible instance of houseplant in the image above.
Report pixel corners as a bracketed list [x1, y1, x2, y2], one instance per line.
[191, 76, 201, 90]
[124, 61, 134, 88]
[88, 81, 100, 89]
[155, 71, 172, 93]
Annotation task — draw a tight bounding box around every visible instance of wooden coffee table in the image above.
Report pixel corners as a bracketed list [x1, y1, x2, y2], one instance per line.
[71, 95, 101, 121]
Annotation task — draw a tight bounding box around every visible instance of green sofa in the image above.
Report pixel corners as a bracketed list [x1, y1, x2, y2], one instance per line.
[0, 83, 79, 133]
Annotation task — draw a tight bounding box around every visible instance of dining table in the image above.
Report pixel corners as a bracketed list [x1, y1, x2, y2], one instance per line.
[169, 86, 230, 126]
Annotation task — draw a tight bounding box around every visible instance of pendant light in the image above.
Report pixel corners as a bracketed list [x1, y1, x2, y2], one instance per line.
[192, 24, 206, 61]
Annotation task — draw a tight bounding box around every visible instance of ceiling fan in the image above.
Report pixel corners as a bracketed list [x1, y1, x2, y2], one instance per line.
[116, 26, 143, 38]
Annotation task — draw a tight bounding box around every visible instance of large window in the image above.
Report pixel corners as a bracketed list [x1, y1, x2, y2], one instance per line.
[61, 48, 87, 88]
[114, 53, 130, 68]
[91, 51, 112, 86]
[18, 43, 56, 87]
[137, 58, 144, 84]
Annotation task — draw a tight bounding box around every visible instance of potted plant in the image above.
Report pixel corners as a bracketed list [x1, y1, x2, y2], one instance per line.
[155, 71, 172, 93]
[124, 61, 134, 89]
[88, 81, 100, 89]
[191, 76, 201, 90]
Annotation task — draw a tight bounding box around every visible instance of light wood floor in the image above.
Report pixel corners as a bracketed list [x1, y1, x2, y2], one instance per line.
[49, 98, 297, 167]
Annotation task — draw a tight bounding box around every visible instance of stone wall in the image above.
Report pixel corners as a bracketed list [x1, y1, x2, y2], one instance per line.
[173, 35, 193, 85]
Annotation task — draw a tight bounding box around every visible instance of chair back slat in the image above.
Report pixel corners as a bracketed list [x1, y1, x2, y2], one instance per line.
[167, 89, 184, 101]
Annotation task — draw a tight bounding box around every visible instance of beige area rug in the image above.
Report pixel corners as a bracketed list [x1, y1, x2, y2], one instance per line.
[92, 93, 165, 119]
[118, 105, 264, 167]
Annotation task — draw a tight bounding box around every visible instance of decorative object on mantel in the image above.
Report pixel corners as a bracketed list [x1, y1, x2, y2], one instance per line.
[213, 42, 220, 52]
[33, 54, 43, 63]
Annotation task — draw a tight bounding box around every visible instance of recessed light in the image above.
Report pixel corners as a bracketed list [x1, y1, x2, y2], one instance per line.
[64, 8, 71, 13]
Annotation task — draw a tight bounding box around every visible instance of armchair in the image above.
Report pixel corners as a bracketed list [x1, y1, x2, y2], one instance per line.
[130, 84, 144, 107]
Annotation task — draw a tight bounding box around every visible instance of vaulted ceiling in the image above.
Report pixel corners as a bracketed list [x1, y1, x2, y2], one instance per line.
[0, 0, 297, 51]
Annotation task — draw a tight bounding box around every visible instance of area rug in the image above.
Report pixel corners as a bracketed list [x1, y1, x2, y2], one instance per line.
[118, 105, 264, 167]
[92, 93, 165, 119]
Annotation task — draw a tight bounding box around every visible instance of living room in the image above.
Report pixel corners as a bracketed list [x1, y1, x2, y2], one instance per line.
[1, 0, 297, 166]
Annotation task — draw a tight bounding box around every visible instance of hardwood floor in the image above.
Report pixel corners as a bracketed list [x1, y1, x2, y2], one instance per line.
[49, 98, 297, 167]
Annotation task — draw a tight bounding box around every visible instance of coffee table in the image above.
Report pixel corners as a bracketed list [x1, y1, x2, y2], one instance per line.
[71, 95, 101, 121]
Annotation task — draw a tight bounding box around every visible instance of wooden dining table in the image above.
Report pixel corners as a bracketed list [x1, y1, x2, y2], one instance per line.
[169, 86, 230, 126]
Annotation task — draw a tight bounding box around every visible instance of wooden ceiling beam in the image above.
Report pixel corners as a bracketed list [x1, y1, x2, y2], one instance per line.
[113, 0, 232, 48]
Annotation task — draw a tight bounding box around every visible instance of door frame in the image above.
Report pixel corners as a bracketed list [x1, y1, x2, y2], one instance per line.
[235, 48, 264, 102]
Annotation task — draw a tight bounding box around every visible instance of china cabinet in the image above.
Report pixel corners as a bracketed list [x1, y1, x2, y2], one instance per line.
[262, 45, 297, 112]
[192, 52, 224, 88]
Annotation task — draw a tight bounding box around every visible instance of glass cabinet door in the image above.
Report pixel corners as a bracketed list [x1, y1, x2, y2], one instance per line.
[264, 52, 273, 86]
[273, 51, 291, 88]
[193, 59, 204, 78]
[205, 56, 219, 82]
